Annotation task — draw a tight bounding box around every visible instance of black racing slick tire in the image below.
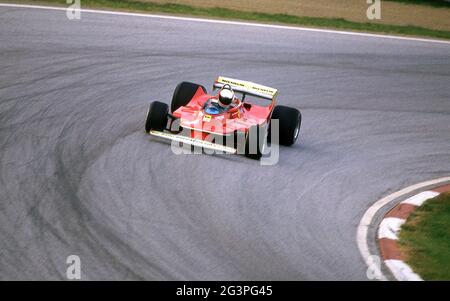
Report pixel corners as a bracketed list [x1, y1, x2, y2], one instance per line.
[145, 101, 169, 133]
[269, 105, 301, 146]
[171, 82, 207, 113]
[244, 125, 266, 160]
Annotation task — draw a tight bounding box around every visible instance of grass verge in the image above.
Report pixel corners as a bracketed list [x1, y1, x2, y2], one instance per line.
[398, 193, 450, 280]
[387, 0, 450, 8]
[16, 0, 450, 40]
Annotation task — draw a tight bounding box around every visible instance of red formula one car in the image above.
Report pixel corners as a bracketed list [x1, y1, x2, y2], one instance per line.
[145, 76, 301, 159]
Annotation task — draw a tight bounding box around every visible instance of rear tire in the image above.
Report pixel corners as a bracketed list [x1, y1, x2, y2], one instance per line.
[171, 82, 206, 113]
[269, 105, 301, 146]
[145, 101, 168, 133]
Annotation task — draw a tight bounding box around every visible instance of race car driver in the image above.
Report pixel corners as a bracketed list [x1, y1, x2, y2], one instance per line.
[204, 84, 238, 114]
[218, 84, 235, 110]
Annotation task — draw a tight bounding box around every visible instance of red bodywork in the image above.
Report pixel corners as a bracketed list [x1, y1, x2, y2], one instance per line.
[172, 87, 275, 140]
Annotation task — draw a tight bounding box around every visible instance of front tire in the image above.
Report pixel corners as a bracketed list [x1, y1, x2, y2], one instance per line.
[171, 82, 206, 113]
[145, 101, 168, 133]
[244, 125, 266, 160]
[269, 105, 301, 146]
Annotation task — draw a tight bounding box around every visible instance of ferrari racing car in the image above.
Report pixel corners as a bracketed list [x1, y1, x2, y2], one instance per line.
[145, 77, 301, 159]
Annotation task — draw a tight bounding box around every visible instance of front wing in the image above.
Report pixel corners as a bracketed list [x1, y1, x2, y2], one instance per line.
[149, 130, 237, 154]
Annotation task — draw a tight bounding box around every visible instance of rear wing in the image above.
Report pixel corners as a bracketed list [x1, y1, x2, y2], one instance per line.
[213, 76, 278, 100]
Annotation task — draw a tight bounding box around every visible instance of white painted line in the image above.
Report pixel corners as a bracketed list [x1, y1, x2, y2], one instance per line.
[1, 3, 450, 45]
[401, 191, 440, 206]
[384, 259, 422, 281]
[378, 217, 405, 240]
[356, 176, 450, 281]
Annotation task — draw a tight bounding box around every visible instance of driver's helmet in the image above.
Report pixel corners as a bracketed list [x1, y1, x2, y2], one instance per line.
[218, 84, 235, 107]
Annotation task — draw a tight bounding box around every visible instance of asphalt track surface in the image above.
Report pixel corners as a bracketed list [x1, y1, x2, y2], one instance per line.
[1, 6, 450, 280]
